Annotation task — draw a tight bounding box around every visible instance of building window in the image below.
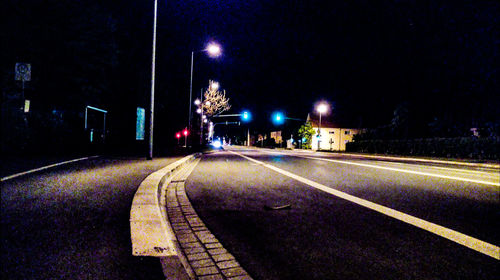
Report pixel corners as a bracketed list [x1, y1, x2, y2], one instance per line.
[344, 130, 350, 135]
[329, 131, 335, 134]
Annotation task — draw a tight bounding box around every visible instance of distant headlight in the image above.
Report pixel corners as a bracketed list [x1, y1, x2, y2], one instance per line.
[212, 140, 222, 148]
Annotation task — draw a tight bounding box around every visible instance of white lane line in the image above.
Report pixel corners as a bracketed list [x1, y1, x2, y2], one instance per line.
[1, 156, 100, 182]
[268, 150, 499, 176]
[297, 155, 500, 187]
[261, 150, 500, 187]
[229, 150, 500, 260]
[339, 153, 500, 169]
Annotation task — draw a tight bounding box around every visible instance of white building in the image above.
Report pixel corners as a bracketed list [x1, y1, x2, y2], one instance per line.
[307, 114, 364, 151]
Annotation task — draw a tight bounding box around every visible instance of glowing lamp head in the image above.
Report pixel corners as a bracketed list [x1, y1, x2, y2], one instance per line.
[210, 81, 219, 91]
[194, 99, 201, 105]
[316, 103, 328, 114]
[176, 133, 181, 139]
[183, 129, 188, 136]
[206, 43, 222, 57]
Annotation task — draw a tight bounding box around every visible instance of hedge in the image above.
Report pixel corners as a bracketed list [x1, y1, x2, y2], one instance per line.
[346, 137, 500, 160]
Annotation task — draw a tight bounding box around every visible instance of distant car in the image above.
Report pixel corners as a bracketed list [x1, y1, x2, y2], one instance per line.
[211, 140, 222, 149]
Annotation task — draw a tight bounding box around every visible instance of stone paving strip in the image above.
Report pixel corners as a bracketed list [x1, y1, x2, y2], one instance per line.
[165, 158, 253, 280]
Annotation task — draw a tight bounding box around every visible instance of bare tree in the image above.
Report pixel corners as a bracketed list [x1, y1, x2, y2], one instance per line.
[202, 80, 231, 117]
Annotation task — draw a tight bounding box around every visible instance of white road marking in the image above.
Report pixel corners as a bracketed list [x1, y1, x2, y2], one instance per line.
[229, 150, 500, 260]
[297, 155, 500, 186]
[1, 156, 100, 182]
[264, 151, 500, 186]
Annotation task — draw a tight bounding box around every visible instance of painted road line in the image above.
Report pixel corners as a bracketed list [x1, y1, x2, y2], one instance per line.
[1, 156, 100, 182]
[339, 153, 500, 169]
[298, 155, 500, 187]
[264, 150, 500, 183]
[264, 150, 499, 186]
[229, 150, 500, 260]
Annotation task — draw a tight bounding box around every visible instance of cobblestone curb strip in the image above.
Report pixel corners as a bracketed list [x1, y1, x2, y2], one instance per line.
[130, 154, 253, 279]
[130, 154, 200, 279]
[165, 159, 253, 280]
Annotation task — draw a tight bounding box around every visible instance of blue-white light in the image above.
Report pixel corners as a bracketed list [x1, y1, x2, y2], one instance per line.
[212, 140, 222, 148]
[272, 112, 285, 125]
[242, 111, 251, 122]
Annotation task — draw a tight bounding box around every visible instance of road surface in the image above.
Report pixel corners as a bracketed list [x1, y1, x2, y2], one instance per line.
[185, 147, 499, 280]
[1, 156, 180, 279]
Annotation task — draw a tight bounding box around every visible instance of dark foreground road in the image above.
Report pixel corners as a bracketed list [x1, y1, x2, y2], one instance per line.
[1, 157, 180, 280]
[185, 147, 499, 280]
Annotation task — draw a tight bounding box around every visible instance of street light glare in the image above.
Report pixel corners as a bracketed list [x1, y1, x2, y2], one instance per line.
[211, 81, 220, 91]
[194, 99, 201, 105]
[317, 103, 328, 114]
[206, 43, 222, 57]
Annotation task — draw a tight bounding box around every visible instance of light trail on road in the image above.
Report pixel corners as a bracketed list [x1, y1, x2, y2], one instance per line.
[228, 150, 500, 260]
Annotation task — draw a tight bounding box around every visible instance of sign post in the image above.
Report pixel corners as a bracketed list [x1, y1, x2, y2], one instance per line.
[15, 63, 31, 113]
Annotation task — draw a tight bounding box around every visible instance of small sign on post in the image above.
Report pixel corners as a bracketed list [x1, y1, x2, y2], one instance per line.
[24, 100, 30, 113]
[136, 107, 145, 140]
[15, 63, 31, 81]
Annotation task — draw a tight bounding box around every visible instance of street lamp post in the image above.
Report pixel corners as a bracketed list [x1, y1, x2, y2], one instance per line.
[148, 0, 158, 160]
[316, 103, 328, 151]
[188, 43, 221, 146]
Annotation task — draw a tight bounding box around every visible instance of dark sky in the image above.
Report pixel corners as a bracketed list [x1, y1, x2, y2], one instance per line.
[2, 0, 499, 144]
[150, 0, 499, 130]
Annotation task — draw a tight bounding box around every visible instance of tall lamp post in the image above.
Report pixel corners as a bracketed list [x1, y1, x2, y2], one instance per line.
[188, 43, 222, 145]
[148, 0, 158, 160]
[316, 103, 328, 151]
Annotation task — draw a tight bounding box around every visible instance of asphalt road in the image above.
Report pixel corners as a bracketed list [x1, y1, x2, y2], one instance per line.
[185, 147, 499, 280]
[1, 156, 180, 280]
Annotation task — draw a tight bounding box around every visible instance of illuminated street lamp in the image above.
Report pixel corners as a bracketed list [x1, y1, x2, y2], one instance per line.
[206, 43, 222, 58]
[316, 102, 329, 150]
[188, 42, 223, 144]
[210, 81, 220, 91]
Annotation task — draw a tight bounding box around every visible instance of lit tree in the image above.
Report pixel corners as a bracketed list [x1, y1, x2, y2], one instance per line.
[298, 121, 316, 149]
[202, 80, 231, 117]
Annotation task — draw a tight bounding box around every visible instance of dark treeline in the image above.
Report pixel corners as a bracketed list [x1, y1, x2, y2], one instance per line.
[1, 0, 499, 156]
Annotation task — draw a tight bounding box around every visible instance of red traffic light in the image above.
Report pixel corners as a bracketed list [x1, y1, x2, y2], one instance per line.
[183, 129, 188, 136]
[175, 132, 181, 139]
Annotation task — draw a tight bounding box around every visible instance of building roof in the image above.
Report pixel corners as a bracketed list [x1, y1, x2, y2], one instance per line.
[306, 113, 348, 128]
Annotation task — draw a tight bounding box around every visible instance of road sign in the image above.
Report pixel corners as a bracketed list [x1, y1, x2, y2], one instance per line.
[15, 63, 31, 81]
[24, 100, 30, 113]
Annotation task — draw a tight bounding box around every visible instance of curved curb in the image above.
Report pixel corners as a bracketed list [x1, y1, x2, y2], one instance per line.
[129, 154, 199, 257]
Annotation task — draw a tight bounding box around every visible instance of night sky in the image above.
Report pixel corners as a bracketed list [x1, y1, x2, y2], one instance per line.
[2, 0, 499, 150]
